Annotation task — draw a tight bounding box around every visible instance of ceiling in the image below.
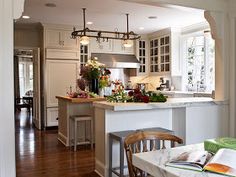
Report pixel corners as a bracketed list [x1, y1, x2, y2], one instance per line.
[17, 0, 206, 34]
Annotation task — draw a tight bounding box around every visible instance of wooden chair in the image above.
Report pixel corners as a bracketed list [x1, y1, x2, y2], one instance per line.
[124, 131, 183, 177]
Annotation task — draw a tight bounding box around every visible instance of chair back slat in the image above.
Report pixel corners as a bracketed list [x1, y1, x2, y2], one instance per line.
[124, 131, 183, 177]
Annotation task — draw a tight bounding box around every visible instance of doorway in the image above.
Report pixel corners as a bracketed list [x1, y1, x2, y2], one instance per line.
[14, 47, 41, 130]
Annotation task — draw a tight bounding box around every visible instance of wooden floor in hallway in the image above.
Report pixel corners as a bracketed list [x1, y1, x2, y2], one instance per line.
[15, 109, 99, 177]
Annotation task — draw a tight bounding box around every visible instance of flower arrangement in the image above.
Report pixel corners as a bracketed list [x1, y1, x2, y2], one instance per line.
[80, 57, 104, 80]
[106, 80, 129, 103]
[107, 82, 167, 103]
[99, 68, 111, 89]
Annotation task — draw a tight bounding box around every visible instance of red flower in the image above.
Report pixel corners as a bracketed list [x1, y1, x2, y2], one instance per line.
[134, 88, 141, 94]
[128, 91, 134, 97]
[142, 96, 150, 103]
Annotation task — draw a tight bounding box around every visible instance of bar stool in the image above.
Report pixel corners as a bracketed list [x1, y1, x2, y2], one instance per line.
[69, 115, 93, 151]
[109, 130, 135, 177]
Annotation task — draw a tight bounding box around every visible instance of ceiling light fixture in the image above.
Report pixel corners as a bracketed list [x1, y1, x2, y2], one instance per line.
[148, 16, 157, 19]
[22, 15, 30, 19]
[72, 8, 140, 47]
[139, 27, 144, 30]
[45, 3, 57, 8]
[87, 21, 93, 25]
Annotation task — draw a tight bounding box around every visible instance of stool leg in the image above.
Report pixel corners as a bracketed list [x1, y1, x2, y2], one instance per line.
[90, 119, 94, 150]
[120, 140, 124, 177]
[69, 119, 71, 147]
[109, 136, 113, 177]
[84, 120, 87, 142]
[74, 121, 77, 151]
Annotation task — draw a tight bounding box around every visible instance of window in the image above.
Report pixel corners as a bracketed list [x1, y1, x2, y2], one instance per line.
[183, 32, 215, 92]
[18, 59, 33, 97]
[80, 45, 89, 67]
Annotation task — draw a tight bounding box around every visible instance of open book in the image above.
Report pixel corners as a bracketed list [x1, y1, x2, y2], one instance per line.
[166, 148, 236, 177]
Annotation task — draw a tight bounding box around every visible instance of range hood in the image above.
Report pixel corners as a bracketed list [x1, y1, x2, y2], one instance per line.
[91, 53, 140, 68]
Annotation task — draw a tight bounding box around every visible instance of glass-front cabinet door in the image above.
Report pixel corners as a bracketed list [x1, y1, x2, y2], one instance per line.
[160, 35, 170, 72]
[138, 40, 147, 74]
[149, 35, 171, 74]
[150, 38, 159, 73]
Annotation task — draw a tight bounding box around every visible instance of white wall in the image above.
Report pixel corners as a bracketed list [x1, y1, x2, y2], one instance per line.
[0, 0, 24, 177]
[14, 23, 41, 47]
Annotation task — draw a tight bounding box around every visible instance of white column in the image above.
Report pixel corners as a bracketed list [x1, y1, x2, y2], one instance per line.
[204, 11, 229, 101]
[229, 14, 236, 137]
[0, 0, 24, 177]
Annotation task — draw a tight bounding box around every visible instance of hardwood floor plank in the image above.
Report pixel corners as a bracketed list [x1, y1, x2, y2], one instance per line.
[15, 109, 99, 177]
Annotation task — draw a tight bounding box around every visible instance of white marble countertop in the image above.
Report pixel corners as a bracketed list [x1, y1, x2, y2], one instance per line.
[133, 143, 224, 177]
[93, 97, 228, 111]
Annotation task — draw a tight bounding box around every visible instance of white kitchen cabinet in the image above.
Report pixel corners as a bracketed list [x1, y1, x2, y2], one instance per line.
[46, 60, 79, 107]
[45, 28, 79, 49]
[45, 29, 61, 48]
[136, 39, 148, 75]
[89, 38, 113, 53]
[46, 49, 79, 59]
[112, 40, 135, 54]
[46, 107, 58, 127]
[148, 28, 181, 76]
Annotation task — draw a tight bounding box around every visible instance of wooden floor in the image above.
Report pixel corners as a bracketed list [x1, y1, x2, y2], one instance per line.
[15, 109, 99, 177]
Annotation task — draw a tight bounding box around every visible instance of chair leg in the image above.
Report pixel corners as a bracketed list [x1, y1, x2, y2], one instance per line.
[74, 121, 77, 152]
[120, 140, 124, 177]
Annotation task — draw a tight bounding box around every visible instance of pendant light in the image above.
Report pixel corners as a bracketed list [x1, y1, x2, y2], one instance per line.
[123, 14, 133, 48]
[80, 8, 90, 45]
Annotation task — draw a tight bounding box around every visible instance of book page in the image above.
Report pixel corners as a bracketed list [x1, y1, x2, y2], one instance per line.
[166, 150, 212, 171]
[204, 148, 236, 176]
[171, 151, 212, 167]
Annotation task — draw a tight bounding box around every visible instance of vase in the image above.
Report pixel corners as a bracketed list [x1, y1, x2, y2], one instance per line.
[90, 79, 99, 94]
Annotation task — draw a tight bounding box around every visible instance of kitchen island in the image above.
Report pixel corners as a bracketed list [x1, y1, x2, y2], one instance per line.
[93, 97, 229, 177]
[56, 96, 105, 146]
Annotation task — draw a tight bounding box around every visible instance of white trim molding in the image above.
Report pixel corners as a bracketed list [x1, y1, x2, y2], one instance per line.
[0, 0, 25, 177]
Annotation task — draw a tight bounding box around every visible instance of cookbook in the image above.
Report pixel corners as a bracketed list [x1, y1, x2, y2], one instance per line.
[166, 148, 236, 177]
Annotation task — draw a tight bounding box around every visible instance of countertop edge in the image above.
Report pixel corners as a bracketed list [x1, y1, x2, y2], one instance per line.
[93, 98, 229, 111]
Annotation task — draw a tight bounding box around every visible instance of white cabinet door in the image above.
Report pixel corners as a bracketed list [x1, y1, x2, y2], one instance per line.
[45, 29, 61, 48]
[90, 38, 113, 53]
[46, 107, 58, 126]
[112, 40, 135, 54]
[46, 60, 79, 107]
[46, 49, 79, 59]
[61, 30, 79, 49]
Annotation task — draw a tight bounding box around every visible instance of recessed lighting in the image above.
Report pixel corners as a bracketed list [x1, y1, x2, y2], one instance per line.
[139, 27, 144, 30]
[45, 3, 57, 8]
[148, 16, 157, 19]
[87, 21, 93, 25]
[22, 15, 30, 19]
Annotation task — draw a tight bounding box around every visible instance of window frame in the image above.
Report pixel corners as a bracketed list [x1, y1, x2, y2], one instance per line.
[181, 30, 215, 92]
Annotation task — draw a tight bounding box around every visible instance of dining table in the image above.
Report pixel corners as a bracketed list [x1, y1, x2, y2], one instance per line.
[132, 143, 226, 177]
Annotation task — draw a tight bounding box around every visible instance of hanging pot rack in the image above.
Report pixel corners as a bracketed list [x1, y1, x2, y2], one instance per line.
[71, 8, 141, 43]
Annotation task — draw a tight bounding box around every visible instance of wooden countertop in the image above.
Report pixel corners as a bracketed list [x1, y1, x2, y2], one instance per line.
[56, 96, 106, 103]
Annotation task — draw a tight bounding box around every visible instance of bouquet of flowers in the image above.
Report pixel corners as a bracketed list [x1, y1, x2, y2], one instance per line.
[99, 68, 111, 89]
[80, 57, 104, 80]
[106, 80, 129, 103]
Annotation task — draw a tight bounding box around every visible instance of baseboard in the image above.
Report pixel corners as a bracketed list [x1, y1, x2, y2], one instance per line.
[95, 158, 106, 177]
[45, 126, 58, 130]
[58, 132, 68, 146]
[94, 169, 103, 177]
